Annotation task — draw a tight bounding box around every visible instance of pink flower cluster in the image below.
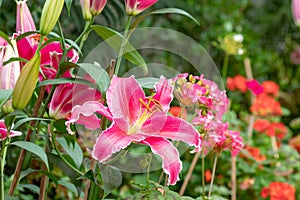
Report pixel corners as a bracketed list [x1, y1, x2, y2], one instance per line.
[173, 73, 244, 156]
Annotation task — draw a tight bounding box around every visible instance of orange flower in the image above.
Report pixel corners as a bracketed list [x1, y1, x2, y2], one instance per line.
[289, 135, 300, 153]
[262, 81, 279, 97]
[226, 75, 247, 93]
[205, 169, 212, 182]
[262, 182, 296, 200]
[265, 122, 287, 139]
[168, 106, 187, 119]
[254, 119, 270, 132]
[251, 94, 282, 116]
[240, 145, 266, 163]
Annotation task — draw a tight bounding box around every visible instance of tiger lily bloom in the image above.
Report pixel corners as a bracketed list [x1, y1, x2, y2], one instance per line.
[66, 76, 201, 185]
[125, 0, 158, 16]
[16, 0, 36, 32]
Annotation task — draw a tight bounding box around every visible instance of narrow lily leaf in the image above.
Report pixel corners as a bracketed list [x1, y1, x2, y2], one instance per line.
[0, 89, 12, 107]
[18, 184, 40, 194]
[99, 163, 122, 196]
[65, 39, 82, 55]
[91, 25, 147, 69]
[20, 169, 58, 185]
[3, 57, 28, 66]
[11, 141, 49, 170]
[60, 61, 78, 74]
[137, 77, 159, 89]
[56, 137, 83, 168]
[58, 180, 78, 196]
[12, 53, 40, 109]
[65, 0, 73, 16]
[0, 31, 13, 47]
[37, 78, 94, 88]
[15, 31, 39, 41]
[37, 37, 61, 52]
[13, 117, 51, 129]
[77, 63, 110, 93]
[132, 8, 200, 29]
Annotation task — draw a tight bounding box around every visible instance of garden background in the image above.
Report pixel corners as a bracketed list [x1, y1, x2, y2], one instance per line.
[0, 0, 300, 199]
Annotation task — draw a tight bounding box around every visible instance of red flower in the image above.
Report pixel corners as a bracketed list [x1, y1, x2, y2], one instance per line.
[251, 94, 282, 116]
[262, 81, 279, 97]
[265, 122, 287, 139]
[263, 182, 296, 200]
[226, 75, 247, 93]
[254, 119, 270, 133]
[205, 169, 212, 182]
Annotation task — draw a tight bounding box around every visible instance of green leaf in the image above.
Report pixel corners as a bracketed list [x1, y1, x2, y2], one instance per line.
[13, 117, 51, 129]
[56, 137, 83, 168]
[59, 61, 78, 74]
[11, 141, 49, 170]
[18, 184, 40, 194]
[91, 25, 147, 69]
[58, 180, 78, 196]
[3, 57, 28, 66]
[65, 0, 73, 16]
[20, 168, 58, 185]
[66, 39, 82, 55]
[136, 78, 159, 89]
[77, 63, 110, 93]
[37, 77, 94, 88]
[0, 31, 13, 47]
[0, 89, 12, 107]
[99, 163, 122, 196]
[132, 8, 200, 29]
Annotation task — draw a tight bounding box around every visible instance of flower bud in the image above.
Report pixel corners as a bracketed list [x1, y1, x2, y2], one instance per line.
[125, 0, 158, 16]
[16, 0, 36, 32]
[39, 0, 65, 35]
[292, 0, 300, 27]
[80, 0, 92, 21]
[12, 53, 40, 109]
[90, 0, 107, 16]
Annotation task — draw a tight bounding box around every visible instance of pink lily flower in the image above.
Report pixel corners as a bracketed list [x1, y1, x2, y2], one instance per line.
[66, 76, 201, 185]
[49, 78, 102, 120]
[16, 0, 36, 32]
[0, 39, 20, 90]
[125, 0, 158, 16]
[0, 120, 22, 140]
[246, 79, 264, 96]
[80, 0, 107, 20]
[292, 0, 300, 27]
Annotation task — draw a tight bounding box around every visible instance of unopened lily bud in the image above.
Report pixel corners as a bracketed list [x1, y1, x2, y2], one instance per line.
[39, 0, 65, 35]
[80, 0, 92, 21]
[292, 0, 300, 27]
[125, 0, 158, 16]
[12, 53, 40, 109]
[16, 0, 36, 32]
[90, 0, 107, 16]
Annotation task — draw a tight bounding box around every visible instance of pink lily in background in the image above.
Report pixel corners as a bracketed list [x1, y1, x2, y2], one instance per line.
[66, 76, 201, 185]
[0, 38, 20, 90]
[16, 0, 36, 32]
[0, 120, 22, 140]
[292, 0, 300, 27]
[246, 79, 264, 96]
[125, 0, 158, 16]
[49, 77, 102, 120]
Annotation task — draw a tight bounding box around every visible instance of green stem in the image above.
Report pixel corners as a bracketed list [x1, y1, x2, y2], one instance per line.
[51, 128, 83, 176]
[76, 19, 94, 50]
[222, 53, 229, 82]
[0, 139, 9, 200]
[208, 154, 218, 198]
[146, 154, 152, 186]
[202, 149, 205, 199]
[114, 16, 132, 76]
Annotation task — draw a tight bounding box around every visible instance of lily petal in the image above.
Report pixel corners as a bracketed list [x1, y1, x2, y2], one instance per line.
[153, 76, 173, 112]
[141, 115, 201, 151]
[66, 101, 112, 134]
[106, 76, 145, 122]
[141, 137, 182, 185]
[92, 122, 145, 162]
